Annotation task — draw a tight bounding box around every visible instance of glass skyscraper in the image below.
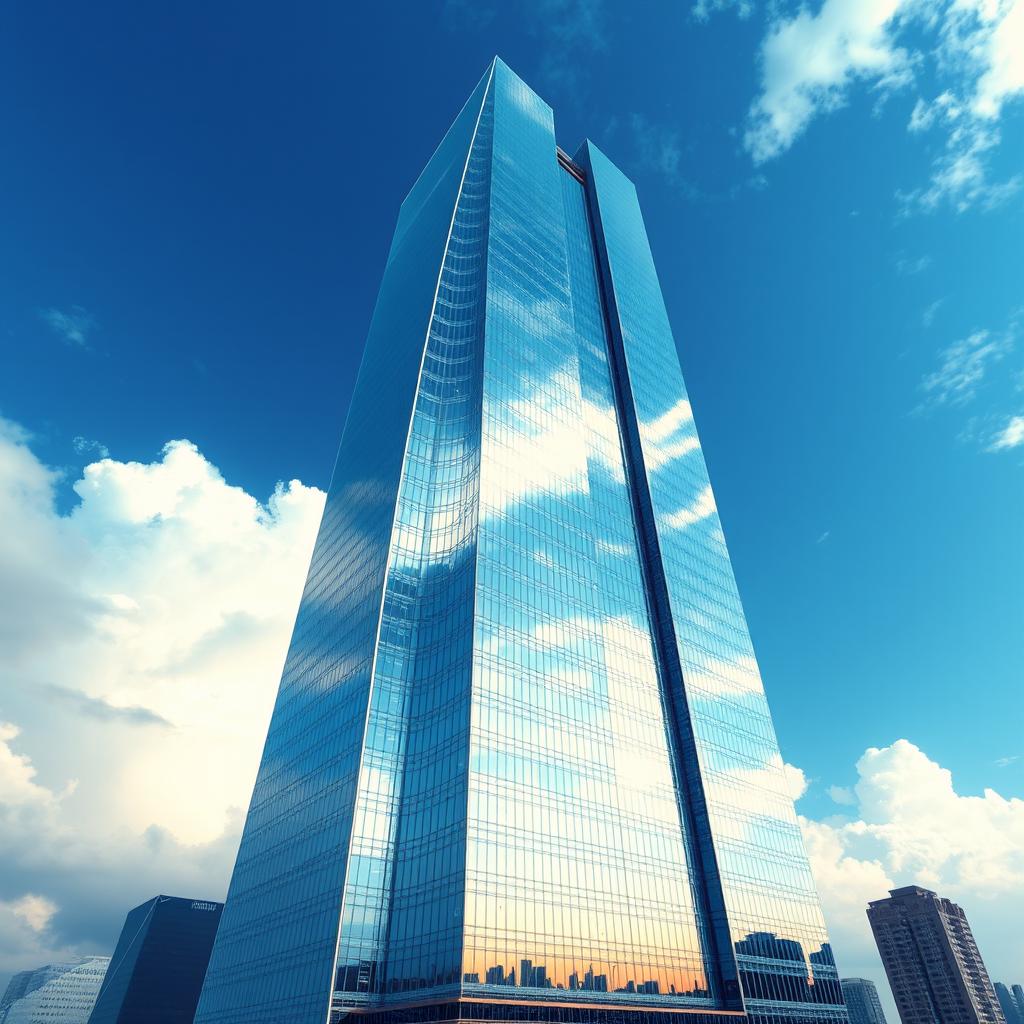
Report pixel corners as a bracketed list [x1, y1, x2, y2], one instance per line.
[195, 58, 846, 1024]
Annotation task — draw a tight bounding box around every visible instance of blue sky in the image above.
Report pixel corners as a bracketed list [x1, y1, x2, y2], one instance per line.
[1, 0, 1022, 1013]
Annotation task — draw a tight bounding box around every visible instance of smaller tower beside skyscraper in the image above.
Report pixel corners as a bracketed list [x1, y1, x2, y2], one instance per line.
[841, 978, 888, 1024]
[1013, 988, 1024, 1022]
[867, 886, 1003, 1024]
[87, 896, 222, 1024]
[994, 984, 1023, 1024]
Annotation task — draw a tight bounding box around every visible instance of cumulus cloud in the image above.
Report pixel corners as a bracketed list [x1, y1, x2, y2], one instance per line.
[741, 0, 1024, 211]
[801, 739, 1024, 987]
[745, 0, 916, 164]
[4, 895, 57, 934]
[5, 416, 1021, 1005]
[0, 418, 324, 977]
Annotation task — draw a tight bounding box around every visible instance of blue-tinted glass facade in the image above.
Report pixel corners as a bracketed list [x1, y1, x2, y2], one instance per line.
[195, 58, 847, 1024]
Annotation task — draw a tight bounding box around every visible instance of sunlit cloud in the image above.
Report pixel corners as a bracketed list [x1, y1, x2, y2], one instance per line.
[0, 416, 324, 973]
[988, 414, 1024, 450]
[801, 739, 1024, 985]
[744, 0, 916, 164]
[738, 0, 1024, 211]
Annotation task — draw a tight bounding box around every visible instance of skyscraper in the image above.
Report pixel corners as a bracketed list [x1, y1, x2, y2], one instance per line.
[994, 984, 1022, 1024]
[840, 979, 888, 1024]
[195, 57, 845, 1024]
[87, 896, 222, 1024]
[867, 886, 1003, 1024]
[1012, 989, 1024, 1021]
[0, 957, 110, 1024]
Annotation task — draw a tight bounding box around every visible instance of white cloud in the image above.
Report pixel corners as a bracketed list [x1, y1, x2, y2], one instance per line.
[783, 761, 809, 801]
[828, 784, 857, 805]
[954, 0, 1024, 120]
[801, 739, 1024, 987]
[693, 0, 754, 21]
[741, 0, 1024, 211]
[0, 723, 63, 809]
[988, 413, 1024, 449]
[920, 327, 1013, 406]
[4, 895, 58, 934]
[901, 119, 1021, 212]
[71, 436, 109, 459]
[0, 418, 324, 974]
[745, 0, 916, 164]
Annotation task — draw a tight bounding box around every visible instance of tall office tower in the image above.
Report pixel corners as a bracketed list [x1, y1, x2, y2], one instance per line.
[867, 887, 1004, 1024]
[840, 979, 888, 1024]
[994, 985, 1022, 1024]
[87, 896, 222, 1024]
[0, 957, 110, 1024]
[1012, 989, 1024, 1021]
[195, 58, 846, 1024]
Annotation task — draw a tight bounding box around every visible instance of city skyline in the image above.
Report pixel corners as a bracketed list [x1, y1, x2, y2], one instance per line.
[1, 6, 1022, 1024]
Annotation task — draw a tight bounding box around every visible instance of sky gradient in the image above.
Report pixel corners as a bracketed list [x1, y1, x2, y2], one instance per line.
[1, 2, 1022, 1018]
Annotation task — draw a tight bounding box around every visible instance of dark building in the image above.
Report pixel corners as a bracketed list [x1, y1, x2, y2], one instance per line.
[994, 984, 1023, 1024]
[87, 896, 222, 1024]
[867, 886, 1004, 1024]
[841, 978, 889, 1024]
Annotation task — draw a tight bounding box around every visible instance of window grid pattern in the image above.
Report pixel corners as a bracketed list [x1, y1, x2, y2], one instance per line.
[2, 959, 109, 1024]
[332, 75, 495, 1011]
[462, 61, 712, 1009]
[194, 67, 494, 1024]
[577, 141, 845, 1023]
[197, 57, 847, 1024]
